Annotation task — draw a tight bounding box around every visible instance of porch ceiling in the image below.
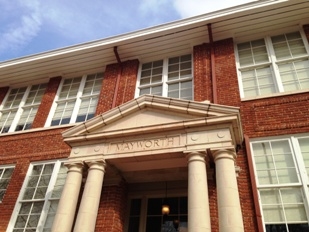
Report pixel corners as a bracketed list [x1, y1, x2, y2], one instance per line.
[1, 0, 309, 87]
[104, 152, 189, 184]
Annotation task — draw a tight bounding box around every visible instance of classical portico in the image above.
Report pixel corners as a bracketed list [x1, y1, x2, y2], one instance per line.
[51, 95, 244, 232]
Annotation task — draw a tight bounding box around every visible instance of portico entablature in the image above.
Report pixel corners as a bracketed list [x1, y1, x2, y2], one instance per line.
[68, 126, 234, 163]
[62, 95, 243, 164]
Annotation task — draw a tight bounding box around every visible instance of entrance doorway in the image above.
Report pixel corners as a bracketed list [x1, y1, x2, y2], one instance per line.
[128, 197, 188, 232]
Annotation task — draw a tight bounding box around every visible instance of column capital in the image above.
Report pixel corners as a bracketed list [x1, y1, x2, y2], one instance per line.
[185, 151, 207, 163]
[85, 159, 106, 172]
[212, 149, 236, 162]
[64, 161, 84, 174]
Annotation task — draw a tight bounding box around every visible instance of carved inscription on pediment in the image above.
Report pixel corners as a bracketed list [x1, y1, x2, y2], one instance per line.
[108, 135, 180, 153]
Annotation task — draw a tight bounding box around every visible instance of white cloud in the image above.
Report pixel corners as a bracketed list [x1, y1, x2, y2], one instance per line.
[0, 0, 42, 54]
[139, 0, 256, 18]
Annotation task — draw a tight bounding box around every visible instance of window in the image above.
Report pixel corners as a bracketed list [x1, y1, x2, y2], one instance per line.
[9, 161, 67, 232]
[0, 84, 47, 133]
[128, 197, 188, 232]
[47, 73, 103, 126]
[251, 135, 309, 231]
[0, 165, 15, 202]
[236, 31, 309, 99]
[137, 54, 193, 100]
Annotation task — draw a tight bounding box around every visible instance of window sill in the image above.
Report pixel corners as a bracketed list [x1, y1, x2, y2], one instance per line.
[241, 89, 309, 102]
[0, 123, 78, 137]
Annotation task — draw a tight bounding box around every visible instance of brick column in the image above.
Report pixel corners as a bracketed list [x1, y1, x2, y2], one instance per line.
[32, 76, 62, 128]
[52, 162, 83, 232]
[187, 151, 211, 232]
[213, 149, 244, 232]
[74, 160, 106, 232]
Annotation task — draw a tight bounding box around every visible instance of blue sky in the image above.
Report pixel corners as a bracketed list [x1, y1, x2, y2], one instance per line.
[0, 0, 254, 62]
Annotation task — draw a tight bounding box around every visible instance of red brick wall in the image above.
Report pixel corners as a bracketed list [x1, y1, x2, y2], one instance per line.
[115, 59, 139, 107]
[0, 128, 71, 231]
[191, 37, 258, 231]
[215, 38, 241, 107]
[96, 63, 120, 115]
[96, 181, 128, 232]
[240, 24, 309, 138]
[193, 43, 212, 102]
[0, 86, 9, 105]
[241, 93, 309, 138]
[32, 76, 62, 128]
[96, 60, 139, 115]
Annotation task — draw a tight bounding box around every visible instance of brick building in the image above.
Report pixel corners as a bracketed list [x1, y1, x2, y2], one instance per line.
[0, 0, 309, 231]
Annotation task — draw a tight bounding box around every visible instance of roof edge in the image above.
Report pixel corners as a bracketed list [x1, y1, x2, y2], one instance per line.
[0, 0, 289, 68]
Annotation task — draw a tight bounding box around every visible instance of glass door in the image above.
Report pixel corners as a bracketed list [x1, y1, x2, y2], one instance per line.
[128, 197, 188, 232]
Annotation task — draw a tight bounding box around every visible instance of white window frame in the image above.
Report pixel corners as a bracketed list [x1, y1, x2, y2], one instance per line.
[7, 160, 67, 232]
[250, 134, 309, 231]
[135, 54, 194, 100]
[0, 164, 15, 202]
[0, 84, 47, 133]
[235, 29, 309, 100]
[45, 73, 103, 127]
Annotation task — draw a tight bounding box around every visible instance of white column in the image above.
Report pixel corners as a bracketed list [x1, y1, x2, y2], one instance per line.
[187, 152, 211, 232]
[213, 150, 244, 232]
[74, 160, 106, 232]
[52, 162, 83, 232]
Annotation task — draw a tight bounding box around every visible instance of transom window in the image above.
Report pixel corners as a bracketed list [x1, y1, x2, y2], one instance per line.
[136, 54, 193, 100]
[0, 84, 47, 133]
[46, 73, 103, 126]
[128, 196, 188, 232]
[251, 135, 309, 231]
[236, 31, 309, 99]
[0, 165, 15, 202]
[8, 160, 67, 232]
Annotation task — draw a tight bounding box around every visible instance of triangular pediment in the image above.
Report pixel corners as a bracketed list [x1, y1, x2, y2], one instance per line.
[62, 95, 242, 144]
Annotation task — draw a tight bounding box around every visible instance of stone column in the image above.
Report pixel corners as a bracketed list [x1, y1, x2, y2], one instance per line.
[187, 152, 211, 232]
[52, 162, 84, 232]
[74, 160, 106, 232]
[213, 149, 244, 232]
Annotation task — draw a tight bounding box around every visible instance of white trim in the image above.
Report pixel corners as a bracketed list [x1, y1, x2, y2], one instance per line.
[0, 164, 15, 203]
[7, 160, 66, 232]
[45, 79, 64, 127]
[236, 29, 309, 100]
[136, 54, 193, 100]
[70, 75, 86, 124]
[8, 86, 31, 132]
[0, 0, 290, 68]
[250, 133, 309, 230]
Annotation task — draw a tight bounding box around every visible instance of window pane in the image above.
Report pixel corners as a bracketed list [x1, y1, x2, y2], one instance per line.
[3, 87, 27, 109]
[82, 73, 103, 96]
[253, 136, 309, 230]
[140, 60, 163, 90]
[168, 54, 192, 81]
[76, 97, 98, 123]
[272, 32, 307, 60]
[298, 137, 309, 182]
[15, 107, 38, 131]
[0, 110, 17, 133]
[25, 83, 47, 105]
[59, 77, 81, 99]
[13, 162, 66, 231]
[241, 66, 276, 98]
[238, 39, 268, 66]
[145, 197, 188, 232]
[51, 101, 75, 126]
[0, 166, 15, 201]
[252, 140, 299, 185]
[278, 59, 309, 92]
